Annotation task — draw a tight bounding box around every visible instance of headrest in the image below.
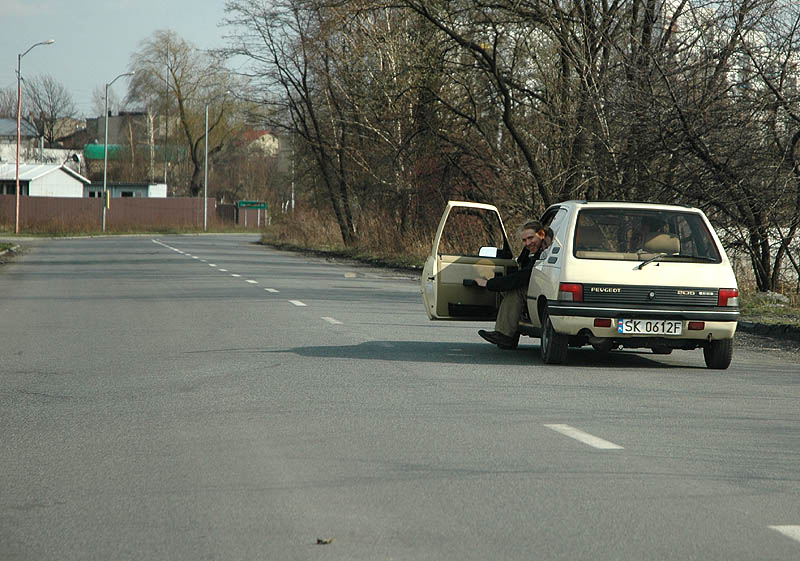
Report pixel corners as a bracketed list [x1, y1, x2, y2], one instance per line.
[643, 233, 680, 254]
[576, 224, 611, 251]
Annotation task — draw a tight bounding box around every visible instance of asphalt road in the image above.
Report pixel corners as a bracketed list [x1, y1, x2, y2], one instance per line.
[1, 235, 799, 561]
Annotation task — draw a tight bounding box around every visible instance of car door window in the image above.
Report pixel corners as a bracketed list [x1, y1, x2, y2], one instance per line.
[438, 207, 511, 258]
[542, 207, 567, 238]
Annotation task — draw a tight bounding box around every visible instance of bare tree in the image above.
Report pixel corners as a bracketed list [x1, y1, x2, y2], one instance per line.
[634, 0, 800, 292]
[91, 84, 124, 118]
[22, 74, 76, 146]
[223, 0, 360, 244]
[127, 30, 239, 196]
[0, 87, 16, 118]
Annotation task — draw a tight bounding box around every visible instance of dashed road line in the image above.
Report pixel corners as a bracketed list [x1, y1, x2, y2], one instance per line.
[544, 424, 624, 450]
[769, 526, 800, 544]
[154, 240, 317, 317]
[321, 317, 342, 324]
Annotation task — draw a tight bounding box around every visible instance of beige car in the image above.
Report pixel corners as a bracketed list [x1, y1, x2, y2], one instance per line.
[422, 200, 740, 369]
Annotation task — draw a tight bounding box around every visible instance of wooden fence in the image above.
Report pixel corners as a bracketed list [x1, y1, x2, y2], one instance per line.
[0, 195, 257, 233]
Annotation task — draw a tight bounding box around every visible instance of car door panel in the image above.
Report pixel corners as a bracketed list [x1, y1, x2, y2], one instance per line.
[422, 202, 515, 320]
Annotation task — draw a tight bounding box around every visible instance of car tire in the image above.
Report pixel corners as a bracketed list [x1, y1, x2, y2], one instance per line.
[651, 346, 673, 355]
[540, 308, 568, 364]
[703, 338, 733, 369]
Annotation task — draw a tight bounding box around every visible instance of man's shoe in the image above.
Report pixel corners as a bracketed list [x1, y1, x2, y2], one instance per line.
[478, 329, 518, 349]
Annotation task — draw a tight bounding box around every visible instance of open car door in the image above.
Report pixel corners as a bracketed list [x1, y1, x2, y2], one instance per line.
[422, 201, 517, 320]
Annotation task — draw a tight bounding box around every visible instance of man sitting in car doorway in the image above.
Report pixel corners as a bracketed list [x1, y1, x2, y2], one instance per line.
[473, 222, 553, 349]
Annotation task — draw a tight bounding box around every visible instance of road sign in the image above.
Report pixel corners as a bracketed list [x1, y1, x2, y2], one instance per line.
[237, 200, 267, 210]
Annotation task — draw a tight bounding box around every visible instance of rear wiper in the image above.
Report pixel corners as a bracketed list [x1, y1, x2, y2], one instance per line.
[638, 253, 717, 269]
[670, 254, 718, 262]
[637, 253, 669, 270]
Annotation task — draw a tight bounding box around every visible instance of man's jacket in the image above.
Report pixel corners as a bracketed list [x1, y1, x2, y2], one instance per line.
[485, 247, 541, 292]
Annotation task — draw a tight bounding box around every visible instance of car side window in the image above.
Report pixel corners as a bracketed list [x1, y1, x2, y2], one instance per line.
[542, 207, 567, 245]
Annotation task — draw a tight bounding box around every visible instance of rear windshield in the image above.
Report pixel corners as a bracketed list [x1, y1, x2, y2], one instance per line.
[573, 209, 722, 263]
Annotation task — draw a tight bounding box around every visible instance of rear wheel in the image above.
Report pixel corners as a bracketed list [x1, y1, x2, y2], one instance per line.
[540, 308, 569, 364]
[703, 338, 733, 369]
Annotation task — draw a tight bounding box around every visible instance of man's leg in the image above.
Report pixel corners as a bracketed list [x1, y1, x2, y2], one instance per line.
[478, 287, 526, 348]
[495, 286, 526, 337]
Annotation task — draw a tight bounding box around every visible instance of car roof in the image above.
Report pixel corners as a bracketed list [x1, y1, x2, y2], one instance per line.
[552, 200, 703, 213]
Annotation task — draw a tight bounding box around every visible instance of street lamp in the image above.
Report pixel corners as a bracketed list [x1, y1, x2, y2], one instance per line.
[204, 103, 209, 231]
[204, 91, 231, 232]
[15, 39, 55, 234]
[102, 71, 134, 232]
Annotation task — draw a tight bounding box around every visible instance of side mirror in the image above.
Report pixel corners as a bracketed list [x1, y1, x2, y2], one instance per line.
[478, 246, 498, 258]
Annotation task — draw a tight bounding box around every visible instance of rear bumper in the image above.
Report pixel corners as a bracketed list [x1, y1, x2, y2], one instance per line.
[543, 301, 739, 340]
[546, 301, 740, 322]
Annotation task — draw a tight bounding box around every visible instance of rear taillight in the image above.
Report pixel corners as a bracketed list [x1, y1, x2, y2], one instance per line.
[718, 288, 739, 307]
[559, 283, 583, 302]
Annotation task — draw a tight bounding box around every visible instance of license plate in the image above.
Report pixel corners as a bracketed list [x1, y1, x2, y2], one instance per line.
[617, 318, 682, 335]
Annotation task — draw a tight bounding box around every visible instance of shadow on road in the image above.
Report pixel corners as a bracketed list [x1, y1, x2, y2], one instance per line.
[268, 340, 695, 369]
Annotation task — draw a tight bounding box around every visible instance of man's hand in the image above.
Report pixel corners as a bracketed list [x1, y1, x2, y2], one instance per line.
[474, 278, 488, 288]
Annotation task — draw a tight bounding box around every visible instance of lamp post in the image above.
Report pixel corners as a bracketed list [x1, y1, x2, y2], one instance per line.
[204, 103, 209, 231]
[15, 39, 55, 234]
[203, 91, 231, 232]
[102, 71, 134, 233]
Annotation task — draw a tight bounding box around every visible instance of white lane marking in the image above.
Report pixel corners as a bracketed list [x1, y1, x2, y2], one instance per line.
[544, 424, 624, 450]
[289, 300, 307, 307]
[769, 526, 800, 543]
[321, 317, 342, 325]
[192, 256, 199, 259]
[152, 241, 288, 307]
[344, 272, 357, 278]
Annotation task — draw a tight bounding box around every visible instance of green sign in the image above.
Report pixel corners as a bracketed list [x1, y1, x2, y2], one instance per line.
[237, 200, 267, 209]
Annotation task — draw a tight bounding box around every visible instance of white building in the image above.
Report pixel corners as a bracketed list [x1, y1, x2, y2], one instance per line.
[0, 163, 90, 197]
[85, 182, 167, 198]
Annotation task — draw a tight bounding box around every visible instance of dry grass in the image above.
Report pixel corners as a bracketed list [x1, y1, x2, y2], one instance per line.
[261, 208, 429, 268]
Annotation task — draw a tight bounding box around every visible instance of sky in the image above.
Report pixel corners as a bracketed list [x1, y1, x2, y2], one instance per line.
[1, 0, 232, 118]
